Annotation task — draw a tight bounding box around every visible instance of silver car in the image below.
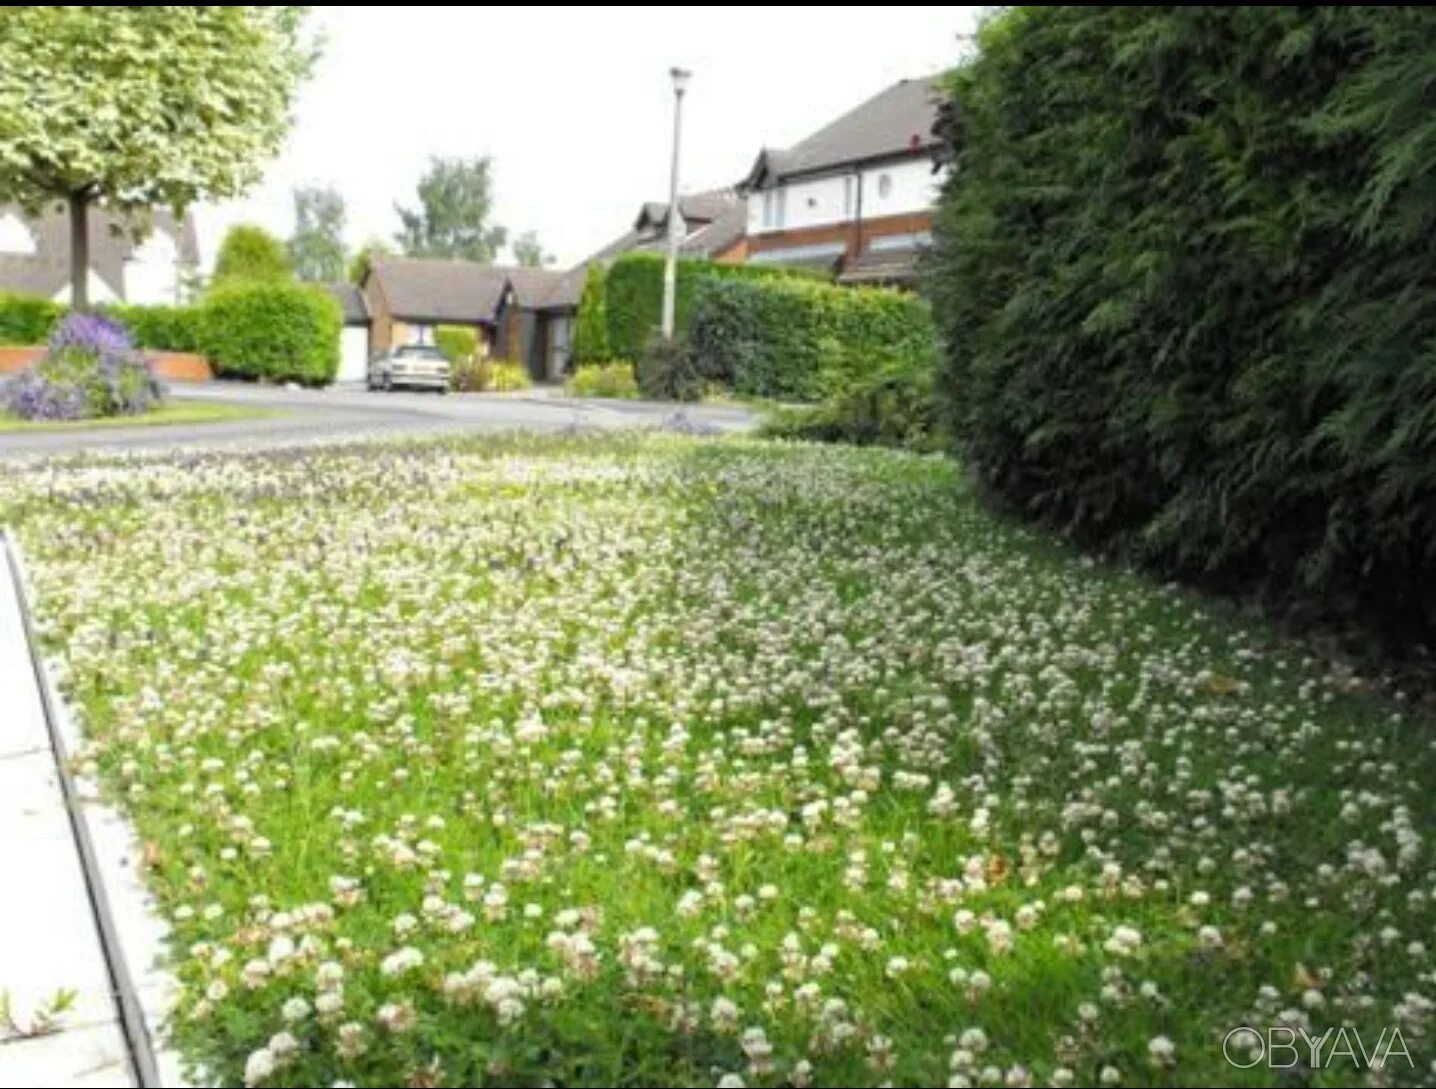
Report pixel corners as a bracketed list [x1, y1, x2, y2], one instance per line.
[368, 344, 450, 392]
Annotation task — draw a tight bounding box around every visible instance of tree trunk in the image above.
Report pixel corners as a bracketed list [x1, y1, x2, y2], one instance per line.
[68, 190, 89, 311]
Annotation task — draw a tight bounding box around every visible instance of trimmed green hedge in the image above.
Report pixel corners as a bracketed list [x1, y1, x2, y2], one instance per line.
[103, 303, 207, 354]
[688, 275, 936, 402]
[1, 294, 208, 353]
[0, 292, 64, 345]
[201, 282, 341, 385]
[931, 6, 1436, 643]
[2, 288, 344, 387]
[602, 252, 815, 361]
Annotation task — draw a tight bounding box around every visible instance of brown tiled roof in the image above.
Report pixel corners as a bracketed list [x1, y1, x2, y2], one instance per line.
[745, 75, 945, 186]
[0, 202, 199, 299]
[585, 188, 747, 266]
[506, 266, 573, 310]
[365, 258, 578, 321]
[322, 282, 369, 324]
[367, 258, 512, 324]
[533, 265, 585, 311]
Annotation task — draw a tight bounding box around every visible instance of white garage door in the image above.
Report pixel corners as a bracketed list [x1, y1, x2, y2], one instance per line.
[337, 326, 370, 383]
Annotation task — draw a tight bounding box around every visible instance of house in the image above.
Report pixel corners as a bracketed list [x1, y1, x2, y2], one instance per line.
[740, 76, 945, 285]
[322, 283, 373, 383]
[505, 266, 583, 382]
[586, 188, 748, 264]
[357, 257, 580, 383]
[0, 202, 200, 305]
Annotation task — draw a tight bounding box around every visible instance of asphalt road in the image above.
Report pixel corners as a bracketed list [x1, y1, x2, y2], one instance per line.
[0, 382, 758, 461]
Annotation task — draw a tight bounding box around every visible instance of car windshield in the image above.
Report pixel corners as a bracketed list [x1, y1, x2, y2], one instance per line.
[396, 346, 445, 360]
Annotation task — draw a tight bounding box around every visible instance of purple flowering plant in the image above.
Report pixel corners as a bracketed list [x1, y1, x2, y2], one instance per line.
[4, 311, 164, 421]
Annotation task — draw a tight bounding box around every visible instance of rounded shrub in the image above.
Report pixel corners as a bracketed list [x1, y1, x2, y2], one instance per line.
[488, 361, 532, 392]
[201, 282, 341, 385]
[566, 361, 638, 399]
[4, 311, 162, 421]
[435, 324, 478, 364]
[637, 333, 702, 402]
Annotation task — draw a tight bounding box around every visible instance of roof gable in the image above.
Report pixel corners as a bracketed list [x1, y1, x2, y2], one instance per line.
[744, 75, 945, 187]
[323, 282, 370, 324]
[0, 202, 200, 300]
[368, 258, 512, 324]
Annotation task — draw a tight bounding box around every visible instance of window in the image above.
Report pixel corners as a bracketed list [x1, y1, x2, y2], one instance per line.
[762, 188, 787, 230]
[843, 175, 855, 219]
[877, 173, 893, 200]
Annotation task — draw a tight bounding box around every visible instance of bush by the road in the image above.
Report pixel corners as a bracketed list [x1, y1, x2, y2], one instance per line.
[761, 364, 943, 452]
[601, 252, 813, 362]
[201, 282, 340, 385]
[688, 275, 936, 403]
[0, 291, 64, 345]
[104, 303, 207, 354]
[567, 361, 638, 399]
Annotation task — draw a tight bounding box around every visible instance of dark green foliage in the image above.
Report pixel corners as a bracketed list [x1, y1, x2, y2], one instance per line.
[0, 292, 63, 344]
[201, 282, 340, 385]
[761, 366, 944, 452]
[103, 303, 207, 353]
[930, 6, 1436, 642]
[434, 324, 478, 364]
[688, 276, 937, 402]
[602, 252, 813, 362]
[637, 332, 702, 402]
[212, 224, 293, 287]
[572, 264, 610, 364]
[1, 294, 206, 353]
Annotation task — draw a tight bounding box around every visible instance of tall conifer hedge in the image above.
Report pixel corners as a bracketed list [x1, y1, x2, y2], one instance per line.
[931, 7, 1436, 642]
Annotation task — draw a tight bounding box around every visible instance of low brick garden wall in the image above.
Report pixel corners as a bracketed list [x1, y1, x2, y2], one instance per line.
[0, 345, 214, 382]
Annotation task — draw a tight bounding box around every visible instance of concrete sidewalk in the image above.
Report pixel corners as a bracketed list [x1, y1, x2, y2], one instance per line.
[0, 537, 183, 1087]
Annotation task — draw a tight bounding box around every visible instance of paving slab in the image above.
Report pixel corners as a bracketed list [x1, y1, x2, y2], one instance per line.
[0, 1021, 132, 1088]
[0, 541, 138, 1087]
[0, 564, 48, 761]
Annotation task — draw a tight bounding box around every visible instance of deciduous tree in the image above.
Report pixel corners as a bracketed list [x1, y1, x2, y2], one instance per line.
[0, 7, 316, 308]
[395, 156, 507, 262]
[289, 185, 347, 282]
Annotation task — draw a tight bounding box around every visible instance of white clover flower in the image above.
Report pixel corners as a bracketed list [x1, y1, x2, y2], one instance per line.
[380, 946, 424, 977]
[1148, 1035, 1176, 1065]
[243, 1047, 275, 1086]
[280, 997, 310, 1023]
[375, 1001, 417, 1033]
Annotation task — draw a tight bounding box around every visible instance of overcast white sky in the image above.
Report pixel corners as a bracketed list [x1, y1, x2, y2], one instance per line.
[203, 5, 980, 270]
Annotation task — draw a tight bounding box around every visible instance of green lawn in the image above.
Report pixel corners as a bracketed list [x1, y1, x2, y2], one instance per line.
[2, 434, 1430, 1088]
[0, 399, 276, 431]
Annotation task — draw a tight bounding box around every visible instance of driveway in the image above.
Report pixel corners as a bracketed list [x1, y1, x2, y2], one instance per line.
[0, 382, 758, 461]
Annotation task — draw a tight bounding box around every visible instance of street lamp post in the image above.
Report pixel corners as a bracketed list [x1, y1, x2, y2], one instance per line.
[661, 66, 691, 341]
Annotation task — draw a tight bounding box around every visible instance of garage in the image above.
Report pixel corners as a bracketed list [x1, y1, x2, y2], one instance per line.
[325, 283, 372, 384]
[338, 324, 369, 382]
